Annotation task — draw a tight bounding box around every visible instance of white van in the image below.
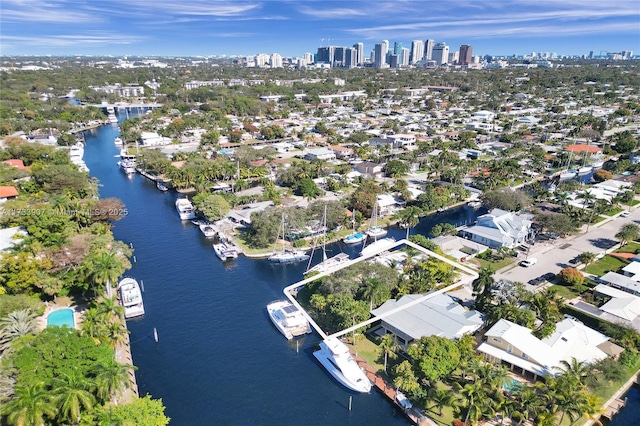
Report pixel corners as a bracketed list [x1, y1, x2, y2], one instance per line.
[520, 258, 538, 267]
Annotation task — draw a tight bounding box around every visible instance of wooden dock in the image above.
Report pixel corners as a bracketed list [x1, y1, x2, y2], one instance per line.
[351, 351, 436, 426]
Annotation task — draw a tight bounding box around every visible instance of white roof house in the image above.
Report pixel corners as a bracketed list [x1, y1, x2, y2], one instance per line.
[140, 131, 172, 146]
[600, 271, 640, 296]
[371, 293, 484, 348]
[460, 208, 533, 248]
[478, 318, 616, 379]
[594, 284, 640, 322]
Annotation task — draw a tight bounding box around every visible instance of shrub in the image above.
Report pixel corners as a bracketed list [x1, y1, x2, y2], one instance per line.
[558, 267, 584, 286]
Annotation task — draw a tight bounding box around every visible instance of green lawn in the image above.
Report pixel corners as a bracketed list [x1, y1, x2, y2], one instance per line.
[472, 257, 517, 271]
[616, 241, 640, 254]
[584, 255, 627, 276]
[550, 284, 583, 300]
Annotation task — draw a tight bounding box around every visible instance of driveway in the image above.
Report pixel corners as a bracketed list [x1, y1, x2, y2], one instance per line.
[494, 206, 638, 290]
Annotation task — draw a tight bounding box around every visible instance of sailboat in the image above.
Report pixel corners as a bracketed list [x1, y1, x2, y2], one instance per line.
[342, 209, 366, 245]
[365, 200, 387, 239]
[268, 214, 310, 264]
[305, 206, 350, 275]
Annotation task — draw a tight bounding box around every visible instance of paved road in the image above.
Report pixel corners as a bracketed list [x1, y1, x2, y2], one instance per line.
[495, 205, 638, 291]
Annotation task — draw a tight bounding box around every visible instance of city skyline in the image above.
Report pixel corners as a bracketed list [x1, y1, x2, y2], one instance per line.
[1, 0, 639, 58]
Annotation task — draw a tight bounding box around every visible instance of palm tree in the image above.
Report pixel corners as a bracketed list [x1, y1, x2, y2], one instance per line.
[578, 251, 596, 265]
[104, 322, 130, 350]
[472, 267, 495, 310]
[397, 206, 422, 239]
[615, 223, 640, 247]
[578, 190, 597, 231]
[90, 252, 125, 298]
[361, 278, 389, 309]
[0, 309, 39, 352]
[378, 333, 399, 373]
[95, 296, 125, 322]
[52, 371, 96, 424]
[513, 385, 544, 425]
[459, 381, 489, 425]
[2, 382, 56, 426]
[80, 307, 108, 345]
[557, 357, 590, 389]
[93, 360, 135, 405]
[427, 387, 457, 417]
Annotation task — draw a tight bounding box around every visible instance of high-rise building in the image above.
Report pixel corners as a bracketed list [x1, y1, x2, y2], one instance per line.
[270, 53, 282, 68]
[394, 42, 403, 55]
[410, 40, 424, 64]
[448, 51, 459, 65]
[401, 48, 410, 67]
[316, 46, 336, 65]
[458, 44, 472, 65]
[303, 52, 314, 64]
[424, 39, 435, 60]
[334, 47, 346, 67]
[254, 53, 269, 67]
[374, 40, 389, 68]
[344, 48, 357, 68]
[353, 42, 364, 65]
[432, 43, 449, 65]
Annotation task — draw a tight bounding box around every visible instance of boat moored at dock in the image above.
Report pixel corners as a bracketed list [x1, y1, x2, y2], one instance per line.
[213, 241, 239, 261]
[313, 337, 372, 393]
[266, 299, 312, 339]
[360, 237, 396, 257]
[118, 277, 145, 319]
[175, 198, 195, 220]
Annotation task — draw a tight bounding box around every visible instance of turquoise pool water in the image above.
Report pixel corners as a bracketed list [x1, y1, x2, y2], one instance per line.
[46, 308, 75, 328]
[502, 377, 522, 391]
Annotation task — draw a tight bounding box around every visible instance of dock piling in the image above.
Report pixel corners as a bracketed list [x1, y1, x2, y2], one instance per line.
[349, 396, 352, 411]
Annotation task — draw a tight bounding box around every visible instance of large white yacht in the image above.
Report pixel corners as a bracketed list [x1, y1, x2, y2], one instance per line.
[117, 277, 145, 319]
[175, 198, 195, 220]
[313, 337, 372, 393]
[360, 237, 396, 258]
[266, 299, 312, 340]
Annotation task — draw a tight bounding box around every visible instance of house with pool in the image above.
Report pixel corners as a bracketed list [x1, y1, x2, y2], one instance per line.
[477, 318, 623, 381]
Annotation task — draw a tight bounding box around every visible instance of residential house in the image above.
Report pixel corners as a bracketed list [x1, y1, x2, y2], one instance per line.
[304, 148, 336, 161]
[599, 271, 640, 297]
[2, 159, 30, 172]
[460, 208, 533, 248]
[478, 318, 620, 380]
[371, 293, 484, 348]
[140, 131, 172, 146]
[353, 161, 385, 179]
[0, 186, 19, 202]
[375, 194, 405, 217]
[329, 145, 354, 159]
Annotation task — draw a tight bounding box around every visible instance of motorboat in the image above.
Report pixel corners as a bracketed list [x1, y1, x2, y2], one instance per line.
[467, 200, 483, 209]
[591, 161, 604, 170]
[213, 241, 239, 261]
[156, 181, 169, 192]
[118, 149, 136, 176]
[199, 222, 217, 238]
[68, 142, 89, 172]
[342, 232, 366, 245]
[266, 299, 312, 339]
[114, 136, 124, 147]
[175, 198, 196, 220]
[360, 237, 396, 257]
[268, 214, 309, 264]
[117, 277, 145, 319]
[313, 337, 372, 393]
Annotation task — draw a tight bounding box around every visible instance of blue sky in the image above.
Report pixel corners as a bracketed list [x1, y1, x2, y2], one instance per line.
[1, 0, 639, 57]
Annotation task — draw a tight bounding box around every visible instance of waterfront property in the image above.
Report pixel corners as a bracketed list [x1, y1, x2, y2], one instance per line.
[459, 208, 534, 248]
[370, 292, 484, 348]
[478, 318, 623, 380]
[46, 308, 76, 328]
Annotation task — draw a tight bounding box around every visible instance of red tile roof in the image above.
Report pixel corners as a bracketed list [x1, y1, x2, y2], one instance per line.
[565, 144, 602, 153]
[0, 186, 19, 198]
[3, 159, 30, 171]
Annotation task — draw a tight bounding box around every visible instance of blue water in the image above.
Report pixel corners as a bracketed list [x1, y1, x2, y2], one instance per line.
[609, 385, 640, 426]
[46, 308, 75, 328]
[82, 121, 482, 425]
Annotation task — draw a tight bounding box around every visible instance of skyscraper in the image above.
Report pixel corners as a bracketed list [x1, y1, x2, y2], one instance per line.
[410, 40, 424, 64]
[424, 39, 435, 60]
[374, 40, 389, 68]
[316, 46, 335, 65]
[394, 42, 403, 55]
[432, 43, 449, 65]
[353, 42, 364, 65]
[344, 48, 357, 68]
[458, 45, 472, 65]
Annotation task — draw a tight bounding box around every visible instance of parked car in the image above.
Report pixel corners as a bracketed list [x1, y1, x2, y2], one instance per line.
[568, 256, 581, 265]
[528, 277, 544, 286]
[520, 258, 538, 267]
[621, 211, 631, 218]
[541, 272, 556, 282]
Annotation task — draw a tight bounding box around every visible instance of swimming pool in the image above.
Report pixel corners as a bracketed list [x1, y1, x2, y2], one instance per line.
[46, 308, 76, 328]
[502, 377, 522, 392]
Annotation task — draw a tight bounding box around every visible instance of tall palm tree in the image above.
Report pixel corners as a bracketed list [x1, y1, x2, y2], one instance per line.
[361, 278, 389, 310]
[95, 296, 125, 322]
[93, 360, 135, 405]
[472, 267, 495, 310]
[52, 371, 96, 424]
[0, 309, 39, 352]
[2, 382, 56, 426]
[104, 322, 130, 350]
[90, 252, 125, 298]
[80, 307, 108, 345]
[557, 357, 590, 389]
[397, 206, 422, 239]
[378, 333, 399, 373]
[615, 223, 640, 247]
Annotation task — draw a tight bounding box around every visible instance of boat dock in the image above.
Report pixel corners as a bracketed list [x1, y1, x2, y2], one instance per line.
[584, 370, 639, 425]
[352, 351, 435, 426]
[136, 167, 158, 182]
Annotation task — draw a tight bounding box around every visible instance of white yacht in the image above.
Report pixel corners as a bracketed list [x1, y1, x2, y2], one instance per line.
[360, 237, 396, 258]
[68, 142, 89, 172]
[266, 299, 312, 340]
[577, 166, 593, 175]
[213, 241, 239, 261]
[156, 181, 169, 192]
[313, 337, 372, 393]
[175, 198, 195, 220]
[342, 231, 366, 245]
[114, 136, 124, 147]
[117, 277, 145, 319]
[199, 222, 217, 238]
[118, 149, 136, 176]
[366, 226, 387, 239]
